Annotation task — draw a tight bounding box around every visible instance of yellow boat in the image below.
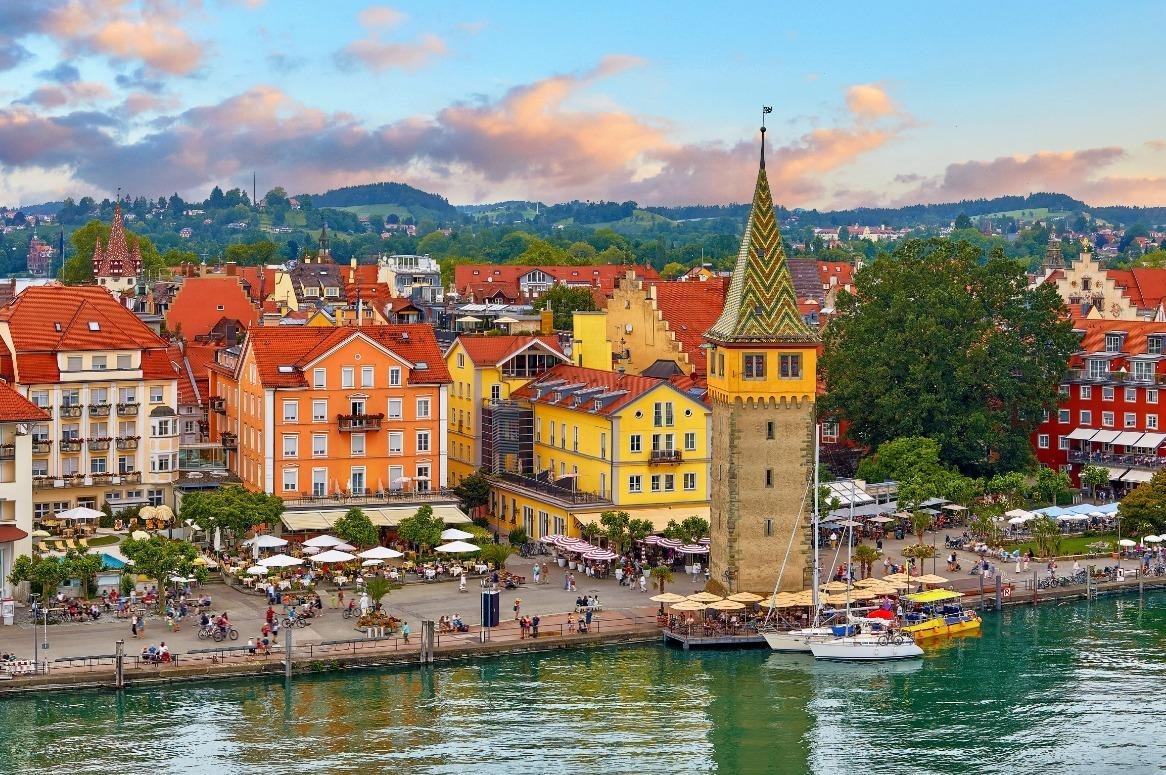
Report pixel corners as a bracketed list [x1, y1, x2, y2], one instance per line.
[900, 589, 981, 640]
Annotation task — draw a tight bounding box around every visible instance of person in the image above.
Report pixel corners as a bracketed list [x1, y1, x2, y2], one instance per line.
[567, 613, 575, 634]
[531, 614, 540, 638]
[259, 635, 271, 655]
[459, 573, 467, 593]
[401, 621, 410, 643]
[639, 574, 647, 593]
[532, 564, 541, 585]
[584, 608, 593, 629]
[519, 616, 528, 640]
[130, 613, 141, 638]
[338, 589, 345, 609]
[246, 637, 256, 655]
[158, 642, 170, 661]
[513, 598, 521, 620]
[265, 606, 275, 627]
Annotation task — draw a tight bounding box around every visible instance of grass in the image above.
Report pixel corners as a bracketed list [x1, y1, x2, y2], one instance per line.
[87, 534, 120, 547]
[338, 204, 413, 219]
[1005, 532, 1117, 557]
[979, 207, 1072, 222]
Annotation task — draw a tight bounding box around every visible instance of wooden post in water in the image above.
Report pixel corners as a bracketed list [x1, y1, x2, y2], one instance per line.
[978, 572, 984, 610]
[994, 574, 1002, 610]
[114, 639, 125, 689]
[284, 624, 292, 680]
[1032, 570, 1038, 605]
[420, 620, 435, 665]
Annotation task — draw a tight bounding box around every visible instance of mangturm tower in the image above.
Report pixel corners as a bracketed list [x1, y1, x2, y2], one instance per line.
[703, 115, 820, 596]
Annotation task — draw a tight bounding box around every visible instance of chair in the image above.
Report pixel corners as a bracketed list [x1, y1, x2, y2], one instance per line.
[36, 541, 49, 554]
[78, 539, 89, 549]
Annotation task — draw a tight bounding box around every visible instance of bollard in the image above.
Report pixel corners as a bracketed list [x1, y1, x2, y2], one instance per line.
[284, 623, 292, 680]
[114, 639, 125, 689]
[994, 574, 1003, 610]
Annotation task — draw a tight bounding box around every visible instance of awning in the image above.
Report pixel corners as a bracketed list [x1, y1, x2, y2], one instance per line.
[281, 503, 470, 532]
[1067, 428, 1098, 441]
[1122, 469, 1154, 483]
[0, 525, 29, 542]
[573, 505, 710, 532]
[1105, 467, 1129, 480]
[1133, 432, 1166, 449]
[1113, 431, 1146, 446]
[1091, 430, 1121, 444]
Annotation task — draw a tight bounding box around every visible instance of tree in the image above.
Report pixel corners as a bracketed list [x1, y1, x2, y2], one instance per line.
[954, 213, 973, 230]
[508, 527, 528, 546]
[120, 536, 198, 611]
[61, 219, 164, 284]
[856, 437, 946, 484]
[1118, 470, 1166, 534]
[1028, 515, 1062, 559]
[986, 471, 1028, 507]
[364, 577, 392, 612]
[661, 261, 687, 279]
[663, 516, 711, 544]
[397, 504, 443, 553]
[910, 511, 933, 546]
[531, 285, 598, 330]
[224, 240, 278, 266]
[969, 512, 1003, 545]
[333, 507, 378, 548]
[822, 239, 1078, 476]
[64, 550, 104, 597]
[580, 522, 603, 542]
[852, 544, 882, 579]
[8, 555, 69, 598]
[179, 486, 284, 544]
[452, 470, 491, 512]
[599, 510, 651, 555]
[479, 543, 512, 571]
[1080, 465, 1110, 499]
[649, 564, 674, 594]
[1033, 467, 1072, 506]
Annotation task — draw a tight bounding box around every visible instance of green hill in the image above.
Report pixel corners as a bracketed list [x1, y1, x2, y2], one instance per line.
[303, 181, 458, 223]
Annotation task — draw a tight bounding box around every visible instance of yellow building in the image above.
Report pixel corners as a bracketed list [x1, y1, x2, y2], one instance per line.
[444, 335, 568, 486]
[486, 364, 711, 539]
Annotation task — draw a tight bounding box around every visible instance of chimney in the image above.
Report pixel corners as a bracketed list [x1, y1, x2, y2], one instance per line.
[539, 308, 554, 333]
[349, 257, 356, 284]
[225, 262, 238, 277]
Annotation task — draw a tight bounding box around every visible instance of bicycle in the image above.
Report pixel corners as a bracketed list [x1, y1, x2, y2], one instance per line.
[878, 633, 906, 646]
[212, 627, 239, 642]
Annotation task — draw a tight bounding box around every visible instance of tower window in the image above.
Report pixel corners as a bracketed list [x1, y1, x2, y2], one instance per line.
[766, 421, 775, 440]
[744, 353, 766, 380]
[764, 519, 773, 537]
[765, 469, 773, 488]
[779, 354, 802, 379]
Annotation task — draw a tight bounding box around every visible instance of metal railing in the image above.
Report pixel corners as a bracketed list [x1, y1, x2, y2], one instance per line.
[282, 488, 452, 508]
[649, 449, 683, 464]
[1068, 450, 1166, 469]
[494, 471, 612, 506]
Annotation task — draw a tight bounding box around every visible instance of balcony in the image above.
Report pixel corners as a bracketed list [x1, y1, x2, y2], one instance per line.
[0, 444, 13, 460]
[118, 472, 142, 484]
[59, 404, 83, 419]
[337, 413, 384, 432]
[649, 449, 683, 464]
[220, 432, 238, 450]
[116, 436, 140, 450]
[91, 472, 113, 485]
[494, 470, 612, 507]
[1067, 449, 1166, 470]
[116, 402, 140, 416]
[88, 403, 111, 417]
[32, 440, 52, 455]
[60, 439, 83, 453]
[282, 487, 455, 509]
[87, 438, 111, 452]
[1066, 368, 1166, 385]
[209, 396, 226, 414]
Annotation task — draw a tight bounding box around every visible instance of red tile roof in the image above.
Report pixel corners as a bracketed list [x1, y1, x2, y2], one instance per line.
[242, 325, 451, 388]
[236, 266, 272, 304]
[1073, 319, 1166, 363]
[454, 264, 660, 302]
[165, 276, 259, 340]
[0, 381, 49, 421]
[183, 343, 218, 404]
[644, 280, 727, 376]
[455, 335, 566, 367]
[512, 364, 675, 416]
[817, 261, 855, 289]
[1110, 268, 1166, 310]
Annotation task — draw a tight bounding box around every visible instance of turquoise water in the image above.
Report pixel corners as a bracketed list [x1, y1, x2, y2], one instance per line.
[3, 593, 1166, 774]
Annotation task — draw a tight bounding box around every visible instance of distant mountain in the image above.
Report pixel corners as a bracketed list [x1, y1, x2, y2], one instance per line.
[303, 182, 458, 220]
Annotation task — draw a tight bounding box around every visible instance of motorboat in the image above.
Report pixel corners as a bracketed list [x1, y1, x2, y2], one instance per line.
[900, 589, 981, 640]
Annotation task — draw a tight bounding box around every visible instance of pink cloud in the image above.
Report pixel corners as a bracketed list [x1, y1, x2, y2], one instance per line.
[46, 0, 204, 75]
[336, 6, 446, 72]
[358, 5, 406, 28]
[21, 81, 111, 108]
[845, 83, 896, 118]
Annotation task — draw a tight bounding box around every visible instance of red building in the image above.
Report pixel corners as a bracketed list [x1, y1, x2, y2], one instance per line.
[1032, 319, 1166, 495]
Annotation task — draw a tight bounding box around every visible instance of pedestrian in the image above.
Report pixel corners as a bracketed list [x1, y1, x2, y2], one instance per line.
[459, 573, 467, 593]
[338, 589, 345, 609]
[532, 565, 540, 585]
[330, 591, 339, 609]
[513, 598, 522, 620]
[531, 615, 540, 638]
[402, 621, 410, 643]
[563, 573, 570, 591]
[271, 619, 280, 644]
[519, 616, 528, 640]
[584, 608, 593, 628]
[567, 613, 575, 634]
[131, 613, 140, 638]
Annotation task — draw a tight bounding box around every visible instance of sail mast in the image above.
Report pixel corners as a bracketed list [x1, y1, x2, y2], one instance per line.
[811, 424, 820, 627]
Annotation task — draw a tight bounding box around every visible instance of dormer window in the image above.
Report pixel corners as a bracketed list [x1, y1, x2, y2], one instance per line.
[324, 287, 340, 298]
[1150, 336, 1164, 356]
[1105, 333, 1124, 352]
[88, 321, 100, 331]
[1087, 359, 1109, 381]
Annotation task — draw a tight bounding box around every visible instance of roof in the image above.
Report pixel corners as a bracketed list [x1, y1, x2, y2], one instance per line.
[454, 264, 660, 302]
[455, 335, 566, 367]
[235, 266, 271, 304]
[183, 342, 217, 403]
[165, 276, 258, 340]
[512, 364, 685, 416]
[168, 345, 198, 405]
[0, 381, 49, 421]
[241, 325, 451, 388]
[644, 280, 727, 375]
[1073, 319, 1166, 362]
[1108, 268, 1166, 310]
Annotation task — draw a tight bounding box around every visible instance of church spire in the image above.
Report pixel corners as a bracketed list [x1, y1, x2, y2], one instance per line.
[705, 117, 817, 344]
[1044, 230, 1064, 271]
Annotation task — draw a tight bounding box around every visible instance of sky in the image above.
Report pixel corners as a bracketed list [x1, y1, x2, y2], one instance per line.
[2, 0, 1166, 210]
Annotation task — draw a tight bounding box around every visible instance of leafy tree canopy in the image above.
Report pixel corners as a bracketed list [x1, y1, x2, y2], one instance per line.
[333, 507, 378, 548]
[532, 284, 599, 330]
[397, 504, 444, 552]
[179, 485, 284, 540]
[1118, 470, 1166, 535]
[452, 470, 491, 511]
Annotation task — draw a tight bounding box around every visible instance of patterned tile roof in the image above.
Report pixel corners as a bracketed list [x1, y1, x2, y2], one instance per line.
[705, 136, 819, 345]
[455, 335, 566, 367]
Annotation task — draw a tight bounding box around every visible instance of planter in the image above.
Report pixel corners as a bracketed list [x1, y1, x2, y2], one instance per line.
[557, 558, 565, 567]
[568, 561, 577, 570]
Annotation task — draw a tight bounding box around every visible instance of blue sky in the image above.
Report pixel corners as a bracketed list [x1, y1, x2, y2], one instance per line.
[1, 1, 1164, 208]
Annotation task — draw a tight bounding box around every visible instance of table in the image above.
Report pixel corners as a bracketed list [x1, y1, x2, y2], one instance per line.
[474, 564, 488, 574]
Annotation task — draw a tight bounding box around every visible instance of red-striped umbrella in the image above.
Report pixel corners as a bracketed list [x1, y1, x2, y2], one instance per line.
[659, 537, 683, 549]
[583, 548, 618, 561]
[678, 544, 709, 554]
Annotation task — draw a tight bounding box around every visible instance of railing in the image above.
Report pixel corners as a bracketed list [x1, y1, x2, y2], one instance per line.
[117, 472, 141, 484]
[1068, 450, 1166, 469]
[282, 488, 453, 508]
[494, 471, 613, 506]
[209, 396, 226, 414]
[58, 404, 83, 419]
[59, 439, 82, 453]
[116, 436, 140, 450]
[649, 449, 683, 464]
[0, 443, 14, 460]
[32, 440, 52, 455]
[337, 413, 384, 432]
[1066, 368, 1166, 384]
[88, 403, 111, 417]
[220, 433, 238, 450]
[116, 403, 140, 416]
[87, 438, 111, 452]
[91, 472, 113, 484]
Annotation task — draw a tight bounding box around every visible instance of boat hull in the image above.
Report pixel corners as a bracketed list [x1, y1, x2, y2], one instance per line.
[761, 628, 836, 653]
[810, 636, 924, 662]
[903, 615, 981, 641]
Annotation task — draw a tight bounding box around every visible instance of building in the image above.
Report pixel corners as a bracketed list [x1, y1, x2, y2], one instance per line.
[93, 204, 143, 293]
[26, 232, 54, 275]
[483, 364, 711, 539]
[164, 275, 259, 341]
[207, 325, 468, 531]
[1031, 320, 1166, 495]
[452, 264, 661, 304]
[444, 334, 569, 485]
[0, 382, 50, 600]
[377, 254, 443, 304]
[1042, 244, 1166, 321]
[704, 129, 820, 596]
[0, 286, 183, 517]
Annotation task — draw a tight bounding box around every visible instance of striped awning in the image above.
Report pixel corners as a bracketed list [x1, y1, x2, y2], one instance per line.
[281, 503, 470, 532]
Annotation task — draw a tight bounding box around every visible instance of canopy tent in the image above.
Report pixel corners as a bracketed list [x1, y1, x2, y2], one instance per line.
[440, 528, 475, 541]
[686, 591, 723, 603]
[1008, 516, 1032, 525]
[1104, 467, 1129, 481]
[670, 600, 707, 612]
[245, 565, 270, 576]
[677, 544, 709, 554]
[282, 504, 471, 531]
[706, 599, 746, 611]
[1144, 535, 1163, 543]
[727, 592, 765, 603]
[917, 574, 950, 585]
[56, 506, 103, 521]
[333, 542, 357, 552]
[362, 559, 384, 567]
[902, 590, 964, 604]
[583, 548, 618, 561]
[1095, 503, 1120, 514]
[434, 541, 481, 554]
[311, 549, 357, 563]
[1005, 508, 1034, 519]
[357, 546, 404, 560]
[258, 553, 304, 568]
[1091, 430, 1122, 444]
[244, 534, 288, 548]
[1118, 539, 1137, 547]
[1057, 514, 1090, 522]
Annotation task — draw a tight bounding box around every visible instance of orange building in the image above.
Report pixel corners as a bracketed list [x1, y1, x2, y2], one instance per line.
[208, 325, 452, 507]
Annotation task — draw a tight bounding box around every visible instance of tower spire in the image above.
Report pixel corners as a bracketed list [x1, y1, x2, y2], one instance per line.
[760, 105, 772, 169]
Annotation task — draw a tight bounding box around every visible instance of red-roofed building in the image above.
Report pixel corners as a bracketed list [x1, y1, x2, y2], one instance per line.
[1043, 250, 1166, 322]
[165, 276, 259, 341]
[0, 380, 51, 587]
[452, 264, 660, 303]
[93, 203, 143, 294]
[0, 285, 182, 518]
[208, 325, 457, 523]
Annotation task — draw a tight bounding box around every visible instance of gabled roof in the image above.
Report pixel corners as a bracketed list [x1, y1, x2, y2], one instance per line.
[512, 364, 693, 417]
[165, 276, 258, 340]
[454, 335, 567, 367]
[454, 264, 660, 301]
[644, 280, 727, 375]
[168, 345, 199, 405]
[241, 325, 451, 388]
[0, 381, 49, 421]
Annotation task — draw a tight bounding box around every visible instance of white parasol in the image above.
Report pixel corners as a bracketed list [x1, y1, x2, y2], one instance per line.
[435, 541, 481, 554]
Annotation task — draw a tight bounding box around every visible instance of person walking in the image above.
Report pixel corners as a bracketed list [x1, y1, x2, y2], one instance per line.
[567, 613, 575, 634]
[401, 621, 411, 643]
[130, 613, 140, 638]
[519, 616, 528, 640]
[531, 615, 540, 638]
[639, 573, 647, 593]
[513, 598, 522, 621]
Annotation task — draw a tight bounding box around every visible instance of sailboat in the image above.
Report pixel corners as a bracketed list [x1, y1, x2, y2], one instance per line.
[762, 427, 836, 652]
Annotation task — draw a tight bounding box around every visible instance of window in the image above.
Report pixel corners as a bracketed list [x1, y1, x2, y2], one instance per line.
[599, 472, 607, 497]
[559, 423, 566, 449]
[456, 353, 465, 368]
[650, 475, 661, 492]
[822, 422, 839, 442]
[1126, 387, 1138, 402]
[1058, 384, 1069, 397]
[67, 356, 82, 371]
[313, 368, 326, 389]
[1125, 412, 1138, 428]
[1149, 414, 1159, 430]
[1087, 360, 1108, 381]
[90, 422, 108, 438]
[30, 391, 49, 409]
[92, 355, 106, 370]
[312, 468, 327, 497]
[490, 384, 502, 402]
[1058, 409, 1070, 423]
[117, 354, 131, 369]
[653, 402, 674, 428]
[312, 434, 327, 457]
[283, 401, 299, 422]
[780, 353, 802, 379]
[282, 468, 298, 492]
[717, 353, 725, 376]
[1080, 410, 1092, 425]
[663, 474, 675, 491]
[350, 433, 366, 456]
[766, 468, 774, 487]
[1102, 411, 1114, 427]
[153, 419, 173, 436]
[1133, 361, 1155, 383]
[652, 433, 675, 452]
[118, 456, 134, 474]
[62, 423, 80, 440]
[341, 367, 355, 388]
[61, 458, 78, 476]
[388, 465, 405, 490]
[416, 397, 431, 419]
[149, 386, 164, 403]
[538, 511, 550, 539]
[282, 435, 298, 458]
[743, 353, 766, 379]
[1041, 409, 1049, 422]
[1150, 389, 1159, 405]
[1037, 434, 1049, 449]
[312, 400, 327, 422]
[627, 475, 642, 493]
[764, 519, 773, 537]
[62, 389, 80, 407]
[1102, 386, 1114, 401]
[549, 423, 556, 447]
[388, 432, 403, 455]
[600, 432, 607, 460]
[151, 454, 172, 472]
[1080, 385, 1092, 400]
[118, 420, 136, 437]
[766, 421, 775, 440]
[415, 464, 430, 491]
[147, 489, 164, 507]
[387, 399, 402, 419]
[536, 419, 542, 442]
[1105, 333, 1123, 352]
[684, 432, 697, 451]
[1058, 437, 1069, 451]
[350, 467, 366, 495]
[416, 431, 430, 453]
[572, 426, 578, 452]
[684, 472, 697, 490]
[361, 366, 374, 388]
[627, 433, 642, 453]
[119, 387, 137, 404]
[32, 461, 48, 477]
[389, 368, 401, 387]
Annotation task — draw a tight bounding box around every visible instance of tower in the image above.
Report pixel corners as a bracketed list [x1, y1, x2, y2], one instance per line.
[1044, 231, 1064, 273]
[703, 118, 820, 596]
[93, 202, 142, 292]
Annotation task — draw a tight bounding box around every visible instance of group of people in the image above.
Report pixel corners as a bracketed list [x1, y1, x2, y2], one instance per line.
[140, 642, 171, 663]
[437, 614, 469, 633]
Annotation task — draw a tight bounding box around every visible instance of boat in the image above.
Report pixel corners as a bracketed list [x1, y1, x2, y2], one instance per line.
[810, 631, 924, 661]
[900, 589, 981, 640]
[761, 627, 836, 652]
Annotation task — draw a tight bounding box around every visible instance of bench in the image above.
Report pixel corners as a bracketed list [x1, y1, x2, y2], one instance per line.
[574, 605, 603, 613]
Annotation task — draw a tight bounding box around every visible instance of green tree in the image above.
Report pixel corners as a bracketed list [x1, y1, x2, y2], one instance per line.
[120, 536, 198, 611]
[598, 510, 651, 554]
[508, 527, 528, 545]
[64, 550, 104, 598]
[852, 544, 882, 579]
[397, 504, 444, 553]
[60, 219, 164, 284]
[649, 564, 674, 594]
[333, 507, 378, 548]
[856, 437, 946, 484]
[986, 471, 1028, 507]
[532, 284, 599, 330]
[910, 511, 933, 546]
[452, 470, 491, 512]
[660, 261, 687, 279]
[1034, 467, 1072, 506]
[478, 543, 512, 571]
[954, 213, 973, 229]
[580, 522, 603, 542]
[224, 239, 278, 266]
[663, 515, 711, 544]
[8, 555, 70, 598]
[1080, 465, 1110, 500]
[364, 577, 393, 612]
[179, 486, 284, 544]
[1028, 515, 1062, 558]
[1118, 470, 1166, 534]
[822, 239, 1078, 476]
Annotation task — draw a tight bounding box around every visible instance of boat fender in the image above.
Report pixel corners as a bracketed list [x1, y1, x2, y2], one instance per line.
[1002, 587, 1012, 598]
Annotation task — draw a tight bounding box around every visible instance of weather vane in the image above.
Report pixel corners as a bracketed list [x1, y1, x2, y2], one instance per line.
[760, 106, 773, 167]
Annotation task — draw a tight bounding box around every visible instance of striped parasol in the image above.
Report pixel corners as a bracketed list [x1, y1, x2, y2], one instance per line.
[658, 537, 683, 550]
[677, 544, 709, 554]
[583, 548, 618, 561]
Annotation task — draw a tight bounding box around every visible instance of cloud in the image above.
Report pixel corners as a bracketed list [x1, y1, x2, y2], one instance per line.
[38, 62, 81, 83]
[119, 92, 179, 116]
[19, 81, 112, 108]
[46, 0, 205, 75]
[335, 6, 446, 72]
[1145, 140, 1166, 152]
[845, 83, 896, 118]
[267, 53, 307, 74]
[459, 20, 488, 35]
[0, 2, 55, 71]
